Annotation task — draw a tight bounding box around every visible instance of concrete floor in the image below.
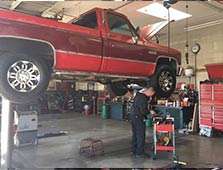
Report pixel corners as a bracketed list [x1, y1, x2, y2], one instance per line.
[2, 112, 223, 169]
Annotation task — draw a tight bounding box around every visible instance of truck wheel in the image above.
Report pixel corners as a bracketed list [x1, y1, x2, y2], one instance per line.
[149, 65, 176, 98]
[0, 53, 50, 104]
[108, 81, 128, 96]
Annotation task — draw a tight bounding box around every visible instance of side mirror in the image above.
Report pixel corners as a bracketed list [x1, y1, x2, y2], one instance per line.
[132, 36, 138, 44]
[155, 34, 160, 44]
[135, 26, 140, 36]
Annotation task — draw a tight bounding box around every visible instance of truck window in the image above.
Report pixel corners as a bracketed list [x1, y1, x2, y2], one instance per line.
[72, 11, 98, 29]
[107, 13, 134, 37]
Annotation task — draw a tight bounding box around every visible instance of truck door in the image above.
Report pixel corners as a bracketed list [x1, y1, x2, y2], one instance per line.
[57, 10, 103, 73]
[100, 12, 155, 77]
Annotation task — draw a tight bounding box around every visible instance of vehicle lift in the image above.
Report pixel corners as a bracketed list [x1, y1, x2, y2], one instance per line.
[1, 97, 14, 169]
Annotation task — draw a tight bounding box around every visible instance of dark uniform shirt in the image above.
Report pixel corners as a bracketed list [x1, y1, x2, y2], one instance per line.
[130, 92, 150, 120]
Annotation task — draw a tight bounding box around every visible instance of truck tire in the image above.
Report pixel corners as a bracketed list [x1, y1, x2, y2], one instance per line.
[0, 53, 50, 104]
[108, 81, 128, 96]
[149, 65, 176, 98]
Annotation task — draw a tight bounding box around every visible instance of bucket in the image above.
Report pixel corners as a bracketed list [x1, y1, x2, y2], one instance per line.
[83, 105, 90, 116]
[185, 68, 194, 76]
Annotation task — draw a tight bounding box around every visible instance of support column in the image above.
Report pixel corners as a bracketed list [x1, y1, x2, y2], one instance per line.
[1, 97, 13, 169]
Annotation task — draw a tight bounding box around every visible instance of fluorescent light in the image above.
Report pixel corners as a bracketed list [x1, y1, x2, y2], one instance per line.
[137, 2, 192, 21]
[16, 0, 64, 1]
[185, 19, 223, 31]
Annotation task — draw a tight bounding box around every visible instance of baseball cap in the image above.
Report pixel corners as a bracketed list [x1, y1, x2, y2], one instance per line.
[139, 85, 155, 93]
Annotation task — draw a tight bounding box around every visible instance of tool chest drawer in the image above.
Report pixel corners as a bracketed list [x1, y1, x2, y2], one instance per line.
[200, 84, 212, 101]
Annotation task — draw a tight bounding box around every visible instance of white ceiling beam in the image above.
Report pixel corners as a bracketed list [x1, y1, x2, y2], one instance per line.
[185, 19, 223, 31]
[197, 1, 223, 13]
[9, 1, 22, 11]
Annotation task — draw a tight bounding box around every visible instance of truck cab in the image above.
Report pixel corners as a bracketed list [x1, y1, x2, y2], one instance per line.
[71, 8, 181, 97]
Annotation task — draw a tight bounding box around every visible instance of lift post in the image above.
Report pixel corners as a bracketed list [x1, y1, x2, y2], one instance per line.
[1, 97, 14, 169]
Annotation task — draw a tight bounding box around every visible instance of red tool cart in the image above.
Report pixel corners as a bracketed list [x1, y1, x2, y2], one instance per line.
[200, 83, 223, 133]
[152, 117, 177, 160]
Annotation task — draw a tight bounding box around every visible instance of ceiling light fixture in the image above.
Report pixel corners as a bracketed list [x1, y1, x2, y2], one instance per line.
[16, 0, 64, 1]
[185, 19, 223, 31]
[137, 2, 192, 21]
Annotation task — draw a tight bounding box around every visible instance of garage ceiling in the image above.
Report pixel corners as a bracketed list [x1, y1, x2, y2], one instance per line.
[0, 1, 222, 37]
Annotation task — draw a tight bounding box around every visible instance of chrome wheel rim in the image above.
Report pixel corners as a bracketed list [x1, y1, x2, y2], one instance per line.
[158, 71, 173, 92]
[7, 60, 40, 92]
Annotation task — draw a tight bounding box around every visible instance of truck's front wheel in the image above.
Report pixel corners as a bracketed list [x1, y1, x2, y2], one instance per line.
[149, 65, 176, 98]
[0, 53, 50, 103]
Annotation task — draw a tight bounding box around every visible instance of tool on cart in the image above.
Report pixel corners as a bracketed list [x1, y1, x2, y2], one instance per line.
[152, 115, 177, 160]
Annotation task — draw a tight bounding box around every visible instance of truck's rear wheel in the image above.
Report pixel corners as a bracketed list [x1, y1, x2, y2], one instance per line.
[0, 53, 50, 103]
[149, 65, 176, 98]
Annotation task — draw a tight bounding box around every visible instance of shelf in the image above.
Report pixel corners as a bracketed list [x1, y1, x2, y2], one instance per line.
[156, 146, 174, 151]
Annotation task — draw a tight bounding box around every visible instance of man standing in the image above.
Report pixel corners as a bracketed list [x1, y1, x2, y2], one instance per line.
[130, 86, 155, 158]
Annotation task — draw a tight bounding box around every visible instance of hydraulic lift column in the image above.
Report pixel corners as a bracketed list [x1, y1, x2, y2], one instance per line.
[1, 97, 14, 169]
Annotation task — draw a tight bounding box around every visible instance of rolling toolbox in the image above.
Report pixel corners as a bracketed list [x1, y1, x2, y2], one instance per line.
[152, 116, 177, 160]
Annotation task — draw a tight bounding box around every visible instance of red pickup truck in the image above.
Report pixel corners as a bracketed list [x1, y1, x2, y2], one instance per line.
[0, 7, 181, 103]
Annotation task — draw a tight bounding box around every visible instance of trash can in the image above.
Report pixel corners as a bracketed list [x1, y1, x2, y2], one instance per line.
[101, 104, 109, 119]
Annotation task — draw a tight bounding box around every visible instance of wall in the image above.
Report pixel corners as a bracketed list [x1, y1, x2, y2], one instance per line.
[159, 23, 223, 89]
[75, 82, 105, 91]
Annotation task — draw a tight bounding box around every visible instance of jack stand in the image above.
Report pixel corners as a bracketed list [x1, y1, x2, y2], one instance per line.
[1, 97, 14, 169]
